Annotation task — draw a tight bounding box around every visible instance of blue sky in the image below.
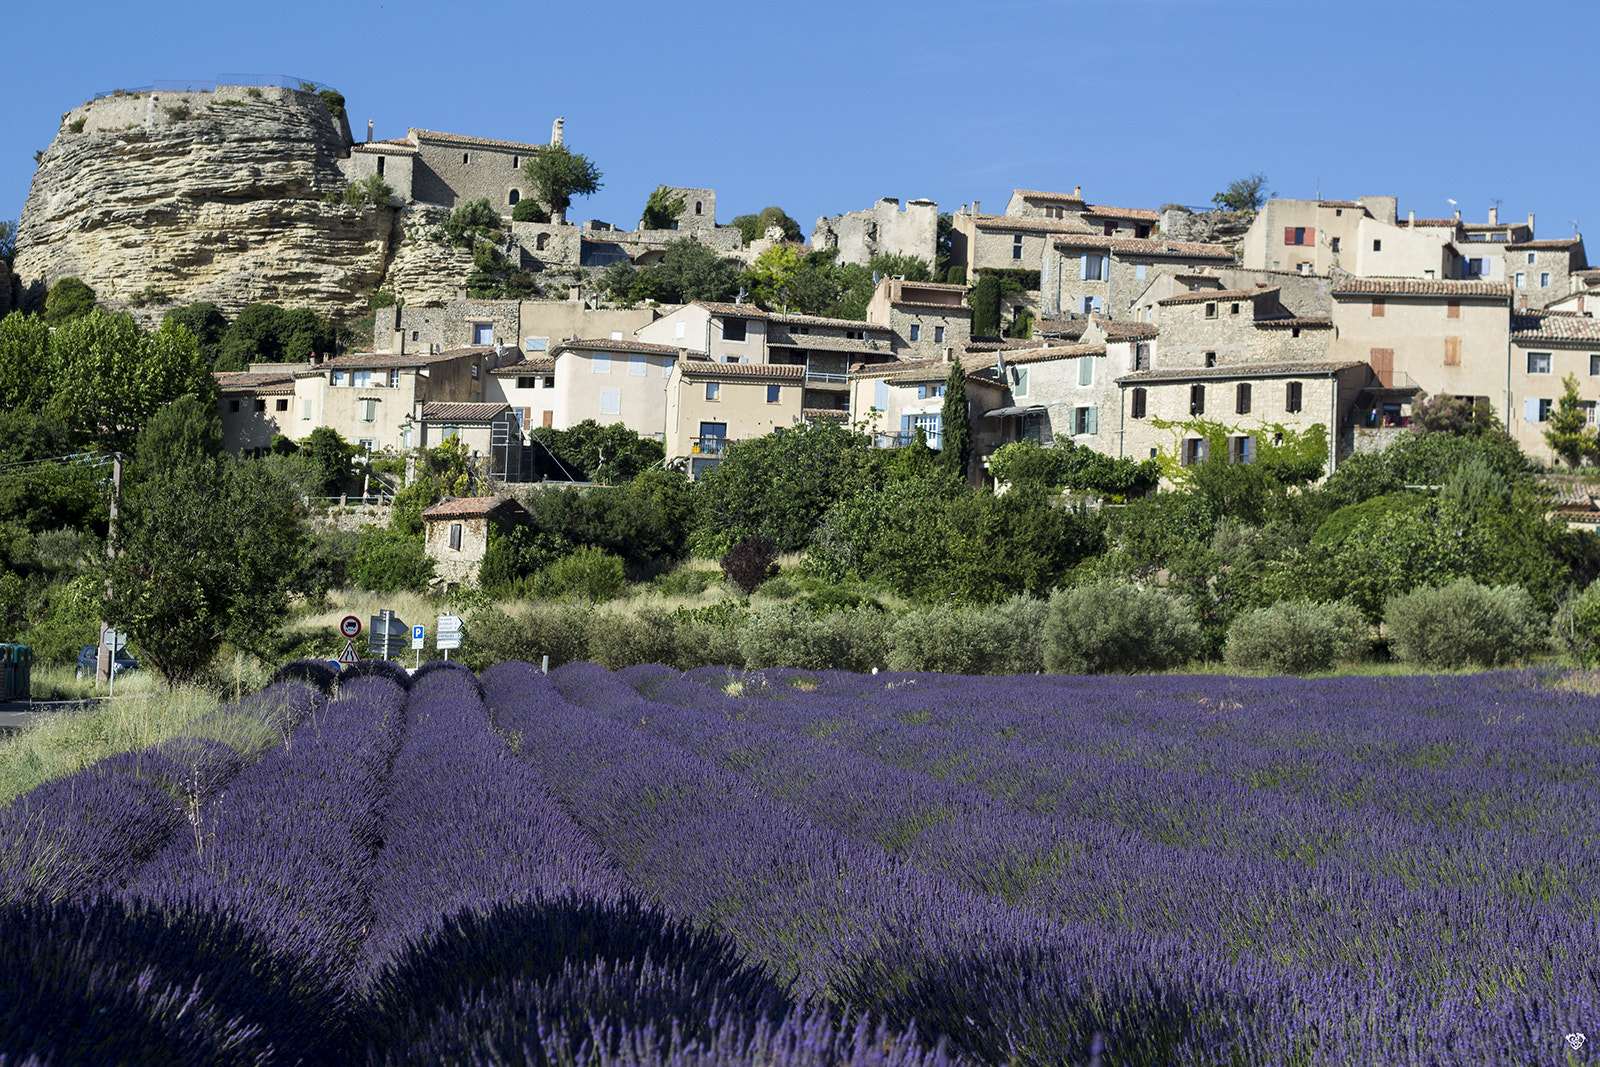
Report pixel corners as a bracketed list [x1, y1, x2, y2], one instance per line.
[4, 0, 1597, 246]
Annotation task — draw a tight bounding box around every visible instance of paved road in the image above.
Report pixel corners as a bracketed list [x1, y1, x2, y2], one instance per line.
[0, 700, 100, 735]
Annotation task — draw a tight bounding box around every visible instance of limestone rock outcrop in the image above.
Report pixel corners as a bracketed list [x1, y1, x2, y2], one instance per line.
[14, 85, 399, 323]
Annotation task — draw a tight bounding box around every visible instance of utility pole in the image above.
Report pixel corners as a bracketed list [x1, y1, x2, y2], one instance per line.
[97, 452, 122, 685]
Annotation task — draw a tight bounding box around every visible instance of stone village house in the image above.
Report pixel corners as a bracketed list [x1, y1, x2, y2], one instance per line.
[420, 495, 529, 589]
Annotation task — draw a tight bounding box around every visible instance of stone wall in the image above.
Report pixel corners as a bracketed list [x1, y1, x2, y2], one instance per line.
[1160, 208, 1255, 255]
[387, 299, 522, 353]
[411, 138, 538, 212]
[813, 198, 938, 268]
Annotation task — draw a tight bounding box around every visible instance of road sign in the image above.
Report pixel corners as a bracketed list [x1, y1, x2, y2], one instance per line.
[337, 640, 360, 665]
[368, 611, 406, 659]
[436, 614, 463, 651]
[411, 624, 425, 650]
[340, 615, 362, 639]
[102, 628, 127, 652]
[326, 659, 345, 673]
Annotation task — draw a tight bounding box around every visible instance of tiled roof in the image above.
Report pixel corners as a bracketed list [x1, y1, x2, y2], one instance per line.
[409, 128, 545, 153]
[1053, 233, 1234, 260]
[973, 214, 1094, 235]
[1401, 218, 1460, 228]
[850, 359, 939, 379]
[676, 360, 805, 380]
[890, 300, 973, 313]
[1013, 190, 1085, 206]
[1509, 312, 1600, 344]
[351, 139, 418, 155]
[1253, 316, 1334, 329]
[767, 339, 884, 355]
[552, 338, 684, 356]
[769, 311, 892, 332]
[1156, 288, 1268, 307]
[1330, 278, 1510, 298]
[1116, 360, 1366, 384]
[304, 347, 492, 373]
[1004, 343, 1108, 367]
[804, 408, 850, 421]
[420, 402, 513, 421]
[963, 338, 1054, 353]
[489, 356, 556, 377]
[421, 495, 524, 519]
[1084, 205, 1161, 222]
[1030, 317, 1088, 340]
[694, 301, 770, 319]
[214, 371, 296, 394]
[884, 359, 1008, 387]
[1097, 320, 1160, 341]
[1506, 238, 1583, 251]
[1317, 200, 1362, 209]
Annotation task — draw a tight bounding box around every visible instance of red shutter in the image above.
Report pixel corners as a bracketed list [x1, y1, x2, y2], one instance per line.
[1284, 227, 1296, 245]
[1304, 227, 1314, 244]
[1371, 348, 1394, 387]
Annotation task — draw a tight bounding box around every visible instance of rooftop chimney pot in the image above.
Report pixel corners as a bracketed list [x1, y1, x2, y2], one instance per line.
[366, 120, 373, 143]
[1073, 186, 1082, 198]
[1488, 206, 1498, 225]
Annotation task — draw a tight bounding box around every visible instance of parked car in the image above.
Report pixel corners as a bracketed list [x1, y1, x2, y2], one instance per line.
[76, 645, 139, 681]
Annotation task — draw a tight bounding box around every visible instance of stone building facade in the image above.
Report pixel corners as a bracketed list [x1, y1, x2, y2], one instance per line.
[1508, 311, 1600, 463]
[378, 299, 657, 357]
[421, 495, 528, 588]
[664, 361, 806, 479]
[1040, 234, 1235, 318]
[1146, 288, 1333, 370]
[864, 278, 972, 358]
[1506, 238, 1588, 311]
[812, 197, 939, 268]
[407, 129, 545, 213]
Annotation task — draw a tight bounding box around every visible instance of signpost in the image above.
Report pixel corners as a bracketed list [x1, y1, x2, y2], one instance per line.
[340, 616, 362, 639]
[337, 640, 360, 666]
[103, 628, 125, 697]
[368, 610, 407, 660]
[411, 624, 425, 669]
[436, 614, 463, 660]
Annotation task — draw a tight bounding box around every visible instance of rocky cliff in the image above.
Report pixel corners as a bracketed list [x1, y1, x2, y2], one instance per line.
[14, 85, 400, 323]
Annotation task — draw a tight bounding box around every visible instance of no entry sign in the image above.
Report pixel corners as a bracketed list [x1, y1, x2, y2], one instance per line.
[340, 615, 362, 639]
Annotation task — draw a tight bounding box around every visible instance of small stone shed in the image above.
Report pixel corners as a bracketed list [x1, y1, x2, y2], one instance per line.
[419, 495, 529, 589]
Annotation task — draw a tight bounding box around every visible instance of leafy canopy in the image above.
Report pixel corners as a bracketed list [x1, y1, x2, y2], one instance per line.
[522, 146, 602, 219]
[641, 185, 687, 230]
[1212, 173, 1272, 212]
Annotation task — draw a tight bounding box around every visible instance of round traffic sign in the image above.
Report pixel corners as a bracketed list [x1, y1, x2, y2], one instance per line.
[340, 615, 362, 638]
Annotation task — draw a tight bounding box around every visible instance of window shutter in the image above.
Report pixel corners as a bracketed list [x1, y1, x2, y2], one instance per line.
[1370, 348, 1394, 387]
[1079, 254, 1088, 280]
[901, 413, 912, 434]
[1085, 406, 1098, 435]
[1131, 387, 1146, 418]
[1524, 397, 1541, 423]
[1284, 227, 1296, 245]
[1444, 337, 1461, 366]
[874, 379, 888, 409]
[1079, 356, 1093, 386]
[1304, 227, 1314, 244]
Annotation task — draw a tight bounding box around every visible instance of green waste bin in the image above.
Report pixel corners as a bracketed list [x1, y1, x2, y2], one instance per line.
[0, 645, 30, 701]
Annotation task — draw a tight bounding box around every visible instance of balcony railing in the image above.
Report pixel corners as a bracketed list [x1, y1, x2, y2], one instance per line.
[806, 370, 849, 383]
[874, 431, 943, 450]
[690, 436, 737, 455]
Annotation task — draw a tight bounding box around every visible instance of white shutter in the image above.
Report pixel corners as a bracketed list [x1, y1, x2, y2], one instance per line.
[874, 379, 888, 409]
[1079, 254, 1088, 280]
[1524, 397, 1541, 423]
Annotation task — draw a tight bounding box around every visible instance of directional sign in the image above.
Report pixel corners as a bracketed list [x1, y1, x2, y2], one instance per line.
[340, 615, 362, 639]
[102, 628, 127, 652]
[337, 640, 360, 665]
[411, 624, 425, 650]
[436, 614, 463, 651]
[437, 614, 463, 632]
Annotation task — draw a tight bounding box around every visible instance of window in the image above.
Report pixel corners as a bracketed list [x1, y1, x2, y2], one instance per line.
[449, 523, 462, 550]
[1541, 273, 1551, 288]
[1373, 239, 1381, 252]
[1284, 226, 1312, 246]
[1286, 381, 1303, 413]
[593, 354, 611, 374]
[705, 382, 720, 401]
[767, 384, 781, 404]
[695, 201, 703, 215]
[1137, 225, 1150, 238]
[1230, 303, 1240, 316]
[544, 376, 555, 388]
[1205, 352, 1217, 368]
[439, 425, 459, 440]
[470, 364, 479, 380]
[358, 438, 375, 452]
[916, 383, 947, 400]
[600, 388, 620, 415]
[1082, 254, 1105, 281]
[934, 326, 944, 343]
[1181, 438, 1208, 466]
[909, 324, 920, 342]
[1447, 300, 1461, 320]
[629, 354, 646, 376]
[388, 369, 401, 387]
[509, 189, 519, 205]
[354, 370, 372, 388]
[1104, 222, 1116, 236]
[276, 398, 288, 411]
[1131, 387, 1147, 419]
[1236, 382, 1252, 414]
[376, 156, 385, 176]
[512, 156, 519, 168]
[473, 323, 493, 345]
[1528, 252, 1537, 264]
[1012, 234, 1023, 260]
[1073, 406, 1098, 435]
[1525, 397, 1553, 423]
[1515, 273, 1525, 287]
[359, 398, 376, 422]
[1463, 258, 1484, 276]
[1078, 356, 1093, 386]
[874, 379, 889, 409]
[1135, 264, 1146, 281]
[331, 371, 346, 386]
[1205, 303, 1217, 318]
[1190, 384, 1206, 415]
[302, 399, 312, 420]
[722, 318, 747, 342]
[1591, 354, 1600, 377]
[1012, 367, 1029, 395]
[1370, 348, 1394, 386]
[1445, 337, 1461, 366]
[1528, 352, 1552, 374]
[1082, 297, 1095, 314]
[1228, 435, 1255, 464]
[462, 153, 470, 165]
[1330, 237, 1340, 253]
[525, 337, 548, 352]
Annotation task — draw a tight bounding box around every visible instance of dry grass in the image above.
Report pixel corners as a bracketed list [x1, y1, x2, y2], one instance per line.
[299, 588, 440, 633]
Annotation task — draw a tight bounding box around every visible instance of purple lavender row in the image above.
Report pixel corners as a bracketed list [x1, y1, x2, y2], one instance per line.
[0, 682, 324, 906]
[117, 676, 408, 998]
[518, 662, 1288, 1064]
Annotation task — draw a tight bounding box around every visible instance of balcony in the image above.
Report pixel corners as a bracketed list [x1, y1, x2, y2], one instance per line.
[874, 430, 943, 450]
[689, 436, 738, 456]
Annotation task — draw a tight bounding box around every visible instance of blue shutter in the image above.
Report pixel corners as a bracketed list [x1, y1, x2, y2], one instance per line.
[1079, 254, 1088, 280]
[874, 379, 888, 409]
[1086, 406, 1098, 435]
[902, 413, 913, 433]
[1079, 357, 1093, 386]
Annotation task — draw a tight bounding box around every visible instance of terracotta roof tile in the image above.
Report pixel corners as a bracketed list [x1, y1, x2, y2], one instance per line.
[1116, 360, 1366, 384]
[1053, 233, 1234, 261]
[489, 356, 556, 377]
[891, 300, 973, 313]
[1331, 278, 1510, 298]
[769, 311, 892, 331]
[1317, 200, 1362, 209]
[1253, 316, 1333, 329]
[421, 495, 525, 519]
[1506, 238, 1584, 251]
[1400, 218, 1461, 228]
[409, 128, 546, 153]
[850, 359, 938, 379]
[767, 338, 884, 355]
[552, 338, 685, 356]
[1509, 312, 1600, 344]
[1156, 288, 1267, 307]
[1097, 320, 1160, 341]
[303, 347, 493, 374]
[693, 301, 770, 319]
[1084, 204, 1161, 222]
[1013, 190, 1086, 205]
[676, 360, 805, 380]
[214, 371, 297, 393]
[420, 402, 514, 421]
[973, 214, 1094, 234]
[351, 139, 418, 155]
[1003, 343, 1108, 367]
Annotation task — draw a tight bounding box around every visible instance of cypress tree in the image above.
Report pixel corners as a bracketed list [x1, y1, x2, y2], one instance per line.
[940, 360, 971, 481]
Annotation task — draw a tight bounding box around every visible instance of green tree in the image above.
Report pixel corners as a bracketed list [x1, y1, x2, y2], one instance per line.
[163, 303, 229, 368]
[641, 185, 687, 230]
[970, 275, 1001, 336]
[935, 212, 954, 280]
[129, 395, 221, 484]
[741, 246, 805, 310]
[522, 146, 603, 224]
[511, 199, 551, 224]
[1212, 173, 1272, 212]
[218, 304, 288, 369]
[303, 426, 355, 497]
[525, 420, 665, 484]
[649, 239, 742, 304]
[0, 220, 15, 268]
[96, 456, 306, 684]
[47, 311, 211, 450]
[939, 361, 971, 480]
[730, 206, 802, 246]
[1544, 372, 1597, 467]
[43, 277, 96, 325]
[0, 312, 53, 413]
[444, 197, 501, 246]
[352, 527, 435, 594]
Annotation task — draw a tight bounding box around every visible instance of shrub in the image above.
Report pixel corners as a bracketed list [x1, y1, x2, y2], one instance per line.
[351, 529, 434, 594]
[721, 536, 777, 596]
[737, 604, 888, 672]
[511, 199, 550, 224]
[587, 608, 681, 670]
[1223, 600, 1369, 674]
[67, 117, 86, 133]
[463, 603, 592, 672]
[886, 595, 1048, 675]
[651, 568, 711, 597]
[1383, 579, 1545, 669]
[539, 546, 627, 603]
[1042, 582, 1202, 674]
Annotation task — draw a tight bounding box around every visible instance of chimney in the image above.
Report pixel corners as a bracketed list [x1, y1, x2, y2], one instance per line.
[1408, 210, 1415, 224]
[1453, 208, 1461, 221]
[1073, 186, 1082, 198]
[366, 120, 373, 143]
[1528, 212, 1536, 232]
[1488, 206, 1498, 225]
[972, 200, 980, 215]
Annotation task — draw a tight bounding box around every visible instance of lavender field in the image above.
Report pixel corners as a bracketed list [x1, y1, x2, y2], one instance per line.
[2, 660, 1598, 1066]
